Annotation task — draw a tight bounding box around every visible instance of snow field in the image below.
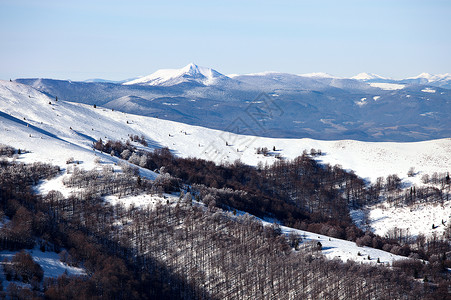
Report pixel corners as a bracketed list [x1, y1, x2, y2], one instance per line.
[0, 247, 85, 290]
[352, 200, 451, 238]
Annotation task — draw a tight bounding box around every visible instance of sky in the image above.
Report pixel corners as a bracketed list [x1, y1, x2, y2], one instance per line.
[0, 0, 450, 81]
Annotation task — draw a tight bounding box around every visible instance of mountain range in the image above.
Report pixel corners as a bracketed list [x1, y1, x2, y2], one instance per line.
[14, 63, 451, 142]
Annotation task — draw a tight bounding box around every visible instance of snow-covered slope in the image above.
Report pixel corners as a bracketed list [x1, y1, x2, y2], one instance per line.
[351, 72, 451, 90]
[277, 221, 406, 265]
[298, 72, 340, 79]
[0, 248, 85, 280]
[123, 63, 230, 86]
[407, 73, 451, 83]
[0, 80, 157, 179]
[1, 80, 450, 185]
[84, 78, 136, 84]
[352, 201, 451, 239]
[368, 82, 405, 90]
[351, 73, 389, 81]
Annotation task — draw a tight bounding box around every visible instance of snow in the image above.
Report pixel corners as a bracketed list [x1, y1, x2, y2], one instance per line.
[421, 87, 436, 93]
[356, 97, 367, 107]
[232, 210, 407, 265]
[118, 67, 451, 90]
[280, 225, 407, 265]
[420, 112, 436, 117]
[104, 193, 178, 209]
[0, 248, 85, 279]
[407, 72, 451, 82]
[0, 80, 158, 180]
[369, 82, 405, 90]
[1, 80, 449, 189]
[234, 71, 285, 77]
[108, 192, 408, 266]
[123, 63, 224, 86]
[123, 68, 451, 85]
[298, 72, 339, 79]
[36, 174, 78, 198]
[108, 191, 407, 265]
[351, 73, 389, 80]
[1, 80, 450, 264]
[352, 201, 451, 238]
[230, 71, 340, 79]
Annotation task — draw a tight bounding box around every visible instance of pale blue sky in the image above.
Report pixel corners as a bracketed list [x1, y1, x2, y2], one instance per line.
[1, 0, 450, 80]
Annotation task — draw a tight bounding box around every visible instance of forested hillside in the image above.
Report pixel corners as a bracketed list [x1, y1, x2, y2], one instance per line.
[1, 152, 450, 299]
[3, 138, 450, 298]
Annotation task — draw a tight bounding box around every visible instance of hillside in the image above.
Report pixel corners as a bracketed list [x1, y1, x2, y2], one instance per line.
[1, 80, 449, 185]
[1, 80, 450, 298]
[1, 79, 450, 239]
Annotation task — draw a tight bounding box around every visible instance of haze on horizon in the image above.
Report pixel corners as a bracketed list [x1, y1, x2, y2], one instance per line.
[1, 0, 450, 81]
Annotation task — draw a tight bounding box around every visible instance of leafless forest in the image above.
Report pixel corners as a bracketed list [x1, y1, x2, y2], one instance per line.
[0, 143, 450, 299]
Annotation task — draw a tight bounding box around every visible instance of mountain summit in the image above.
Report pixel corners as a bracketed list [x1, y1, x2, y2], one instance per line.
[406, 72, 451, 82]
[350, 73, 389, 81]
[123, 63, 228, 86]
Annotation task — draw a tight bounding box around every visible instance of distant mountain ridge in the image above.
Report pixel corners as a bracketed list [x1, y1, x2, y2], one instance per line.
[347, 72, 451, 89]
[14, 64, 451, 142]
[350, 73, 390, 81]
[101, 63, 451, 90]
[406, 72, 451, 82]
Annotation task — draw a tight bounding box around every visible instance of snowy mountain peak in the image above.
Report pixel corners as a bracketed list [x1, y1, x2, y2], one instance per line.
[182, 62, 200, 73]
[123, 63, 225, 86]
[351, 72, 388, 81]
[412, 72, 434, 79]
[406, 72, 451, 82]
